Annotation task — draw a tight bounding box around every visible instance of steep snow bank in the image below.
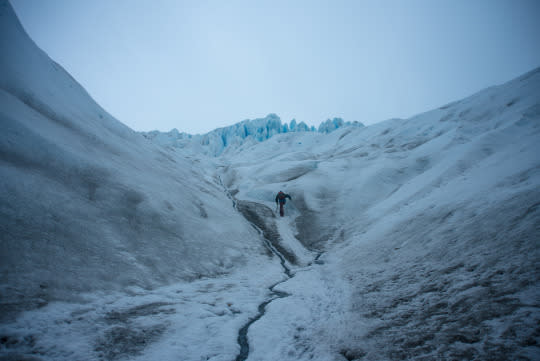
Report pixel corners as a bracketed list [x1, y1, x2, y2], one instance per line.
[0, 0, 266, 320]
[223, 67, 540, 359]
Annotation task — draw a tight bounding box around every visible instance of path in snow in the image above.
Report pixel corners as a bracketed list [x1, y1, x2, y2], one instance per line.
[228, 199, 293, 360]
[233, 201, 330, 361]
[218, 177, 317, 361]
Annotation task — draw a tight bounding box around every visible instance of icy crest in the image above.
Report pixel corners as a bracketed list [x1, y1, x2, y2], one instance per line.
[143, 114, 363, 156]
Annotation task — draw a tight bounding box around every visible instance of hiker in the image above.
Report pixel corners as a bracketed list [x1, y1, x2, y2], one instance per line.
[275, 191, 292, 217]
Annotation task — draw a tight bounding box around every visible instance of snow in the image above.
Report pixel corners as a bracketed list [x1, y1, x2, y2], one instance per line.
[210, 67, 540, 359]
[1, 259, 284, 361]
[0, 0, 274, 321]
[1, 0, 540, 359]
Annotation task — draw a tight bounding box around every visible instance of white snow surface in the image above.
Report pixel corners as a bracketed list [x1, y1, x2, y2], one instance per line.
[0, 0, 274, 326]
[1, 1, 540, 360]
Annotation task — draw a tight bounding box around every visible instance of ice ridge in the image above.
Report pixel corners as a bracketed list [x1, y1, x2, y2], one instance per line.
[142, 114, 363, 156]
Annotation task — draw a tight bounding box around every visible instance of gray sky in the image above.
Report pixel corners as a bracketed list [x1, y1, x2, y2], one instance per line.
[11, 0, 540, 134]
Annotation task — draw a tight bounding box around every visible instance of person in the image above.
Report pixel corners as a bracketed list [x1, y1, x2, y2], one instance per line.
[275, 191, 292, 217]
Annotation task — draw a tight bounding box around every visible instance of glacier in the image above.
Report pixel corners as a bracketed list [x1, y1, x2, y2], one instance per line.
[142, 114, 363, 156]
[1, 0, 539, 360]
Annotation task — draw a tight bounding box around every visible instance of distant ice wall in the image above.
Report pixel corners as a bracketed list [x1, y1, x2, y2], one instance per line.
[142, 114, 364, 156]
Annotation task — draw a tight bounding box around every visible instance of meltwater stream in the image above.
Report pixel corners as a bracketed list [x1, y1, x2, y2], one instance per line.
[234, 208, 293, 361]
[217, 176, 294, 361]
[235, 280, 291, 361]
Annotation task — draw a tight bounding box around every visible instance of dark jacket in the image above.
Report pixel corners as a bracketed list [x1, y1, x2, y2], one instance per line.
[275, 191, 291, 204]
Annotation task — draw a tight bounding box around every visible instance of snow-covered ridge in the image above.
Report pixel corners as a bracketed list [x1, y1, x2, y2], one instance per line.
[221, 65, 540, 360]
[0, 0, 268, 316]
[142, 114, 363, 156]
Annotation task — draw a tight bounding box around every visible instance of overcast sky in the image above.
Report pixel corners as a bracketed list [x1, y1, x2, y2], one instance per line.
[11, 0, 540, 134]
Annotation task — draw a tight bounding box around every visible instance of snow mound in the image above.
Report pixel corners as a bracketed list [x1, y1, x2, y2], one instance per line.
[224, 67, 540, 360]
[0, 0, 266, 320]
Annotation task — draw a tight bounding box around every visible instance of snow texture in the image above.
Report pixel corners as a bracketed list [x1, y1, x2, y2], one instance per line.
[0, 0, 270, 322]
[1, 1, 540, 360]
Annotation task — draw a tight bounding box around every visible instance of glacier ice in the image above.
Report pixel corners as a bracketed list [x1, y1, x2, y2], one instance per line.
[142, 114, 363, 156]
[1, 0, 540, 359]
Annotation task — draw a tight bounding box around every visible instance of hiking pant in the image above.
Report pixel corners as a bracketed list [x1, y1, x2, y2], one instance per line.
[279, 202, 285, 216]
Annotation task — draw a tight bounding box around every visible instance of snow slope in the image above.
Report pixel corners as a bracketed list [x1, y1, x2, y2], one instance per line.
[222, 67, 540, 360]
[0, 0, 272, 322]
